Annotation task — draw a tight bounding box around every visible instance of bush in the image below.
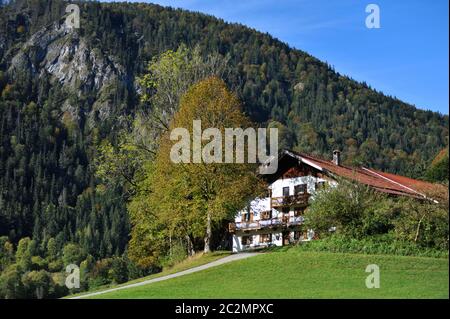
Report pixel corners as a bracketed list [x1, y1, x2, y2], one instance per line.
[299, 234, 448, 258]
[393, 197, 449, 250]
[88, 258, 113, 288]
[161, 241, 188, 268]
[305, 180, 449, 252]
[305, 181, 396, 238]
[21, 270, 53, 299]
[126, 257, 158, 281]
[110, 257, 128, 284]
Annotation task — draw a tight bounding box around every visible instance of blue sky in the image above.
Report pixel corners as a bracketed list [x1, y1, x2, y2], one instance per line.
[111, 0, 449, 114]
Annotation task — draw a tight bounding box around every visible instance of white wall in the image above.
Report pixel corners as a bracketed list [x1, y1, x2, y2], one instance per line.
[271, 232, 283, 246]
[232, 231, 293, 252]
[270, 176, 326, 198]
[232, 172, 334, 252]
[236, 176, 328, 221]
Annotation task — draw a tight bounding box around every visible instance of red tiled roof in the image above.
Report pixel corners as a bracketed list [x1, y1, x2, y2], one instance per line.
[285, 150, 441, 198]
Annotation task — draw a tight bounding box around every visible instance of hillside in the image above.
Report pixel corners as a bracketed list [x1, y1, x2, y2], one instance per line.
[0, 0, 448, 291]
[78, 249, 449, 299]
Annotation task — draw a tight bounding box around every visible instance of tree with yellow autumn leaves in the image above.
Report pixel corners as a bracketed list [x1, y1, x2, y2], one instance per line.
[128, 77, 265, 266]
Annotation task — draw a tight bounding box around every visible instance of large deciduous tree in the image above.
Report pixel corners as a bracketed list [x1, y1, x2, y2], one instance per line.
[129, 77, 265, 263]
[135, 44, 231, 155]
[96, 45, 230, 194]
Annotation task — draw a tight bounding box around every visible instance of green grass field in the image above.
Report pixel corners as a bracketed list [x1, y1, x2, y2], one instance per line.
[86, 248, 448, 299]
[68, 251, 231, 298]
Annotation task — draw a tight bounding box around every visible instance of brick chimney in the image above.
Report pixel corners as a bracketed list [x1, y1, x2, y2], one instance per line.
[333, 150, 341, 166]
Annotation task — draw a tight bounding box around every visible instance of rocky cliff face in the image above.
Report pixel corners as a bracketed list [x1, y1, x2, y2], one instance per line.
[8, 21, 125, 91]
[5, 20, 129, 125]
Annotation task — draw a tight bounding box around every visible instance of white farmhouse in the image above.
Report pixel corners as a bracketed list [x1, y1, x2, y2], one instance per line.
[230, 149, 439, 252]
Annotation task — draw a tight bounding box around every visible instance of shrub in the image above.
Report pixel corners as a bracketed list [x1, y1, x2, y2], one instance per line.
[21, 270, 54, 299]
[305, 180, 449, 252]
[299, 234, 448, 258]
[393, 197, 449, 250]
[161, 241, 188, 268]
[110, 257, 128, 284]
[88, 258, 113, 288]
[305, 180, 395, 238]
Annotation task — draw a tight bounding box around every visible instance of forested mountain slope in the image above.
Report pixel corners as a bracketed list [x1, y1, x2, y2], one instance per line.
[0, 0, 447, 260]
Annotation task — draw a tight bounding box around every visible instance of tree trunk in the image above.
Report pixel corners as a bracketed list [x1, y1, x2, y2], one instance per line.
[414, 215, 426, 243]
[186, 235, 195, 257]
[204, 212, 212, 254]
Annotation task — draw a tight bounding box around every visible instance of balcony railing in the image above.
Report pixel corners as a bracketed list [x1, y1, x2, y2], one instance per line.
[229, 216, 304, 233]
[271, 193, 310, 207]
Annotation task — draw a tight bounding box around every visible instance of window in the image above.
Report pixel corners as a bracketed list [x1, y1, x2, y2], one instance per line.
[242, 212, 253, 222]
[294, 184, 307, 194]
[261, 211, 272, 220]
[282, 186, 290, 197]
[260, 233, 272, 243]
[282, 207, 290, 215]
[294, 231, 301, 240]
[241, 236, 253, 245]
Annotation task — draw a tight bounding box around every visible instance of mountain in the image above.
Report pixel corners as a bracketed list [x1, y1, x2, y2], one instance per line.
[0, 0, 448, 260]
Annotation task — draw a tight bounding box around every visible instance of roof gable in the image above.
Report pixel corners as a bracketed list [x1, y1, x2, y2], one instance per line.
[270, 150, 441, 199]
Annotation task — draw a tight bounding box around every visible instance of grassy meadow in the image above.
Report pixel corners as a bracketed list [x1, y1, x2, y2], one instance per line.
[81, 248, 448, 299]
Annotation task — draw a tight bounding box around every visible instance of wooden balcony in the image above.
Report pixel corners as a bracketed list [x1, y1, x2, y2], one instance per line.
[228, 216, 304, 233]
[271, 193, 310, 207]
